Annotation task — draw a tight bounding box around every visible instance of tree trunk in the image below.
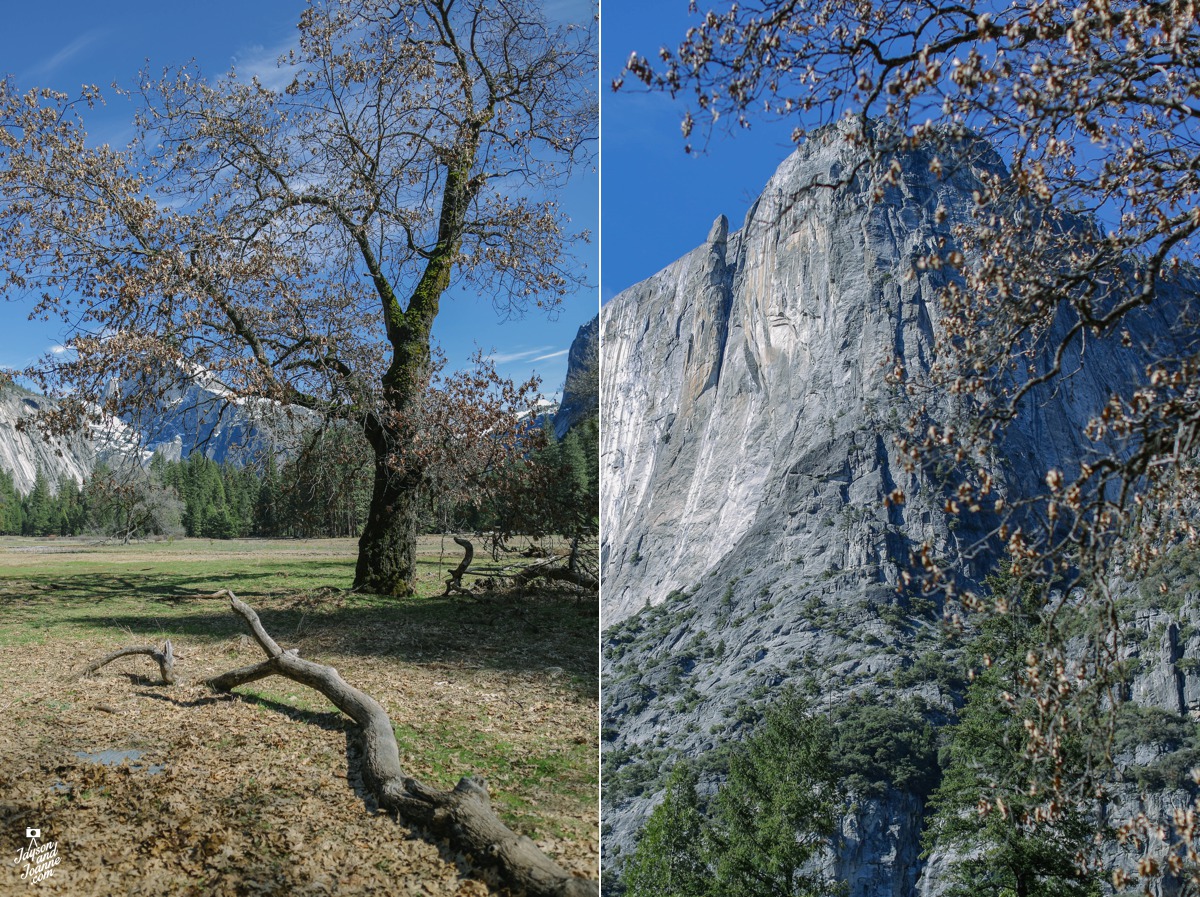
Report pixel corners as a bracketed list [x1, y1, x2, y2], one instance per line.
[354, 426, 422, 596]
[351, 137, 472, 597]
[443, 536, 474, 595]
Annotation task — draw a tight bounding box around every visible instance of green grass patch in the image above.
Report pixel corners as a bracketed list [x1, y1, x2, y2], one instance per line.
[0, 537, 598, 685]
[392, 719, 597, 840]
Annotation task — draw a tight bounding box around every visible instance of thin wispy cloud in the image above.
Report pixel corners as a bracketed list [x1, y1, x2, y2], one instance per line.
[25, 29, 108, 81]
[231, 39, 300, 92]
[489, 347, 556, 365]
[532, 349, 569, 362]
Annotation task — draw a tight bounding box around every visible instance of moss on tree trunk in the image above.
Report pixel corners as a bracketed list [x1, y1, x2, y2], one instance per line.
[354, 438, 422, 596]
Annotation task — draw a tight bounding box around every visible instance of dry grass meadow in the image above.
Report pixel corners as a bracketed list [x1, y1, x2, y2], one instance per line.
[0, 535, 598, 895]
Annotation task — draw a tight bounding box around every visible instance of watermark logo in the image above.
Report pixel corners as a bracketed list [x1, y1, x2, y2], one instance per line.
[13, 828, 59, 884]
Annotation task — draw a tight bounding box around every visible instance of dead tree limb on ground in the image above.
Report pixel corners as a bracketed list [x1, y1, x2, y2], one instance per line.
[444, 540, 599, 595]
[513, 556, 598, 591]
[78, 640, 176, 685]
[205, 590, 596, 897]
[442, 536, 475, 595]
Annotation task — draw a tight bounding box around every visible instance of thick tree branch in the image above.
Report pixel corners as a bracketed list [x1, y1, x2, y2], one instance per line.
[79, 640, 176, 685]
[205, 592, 596, 897]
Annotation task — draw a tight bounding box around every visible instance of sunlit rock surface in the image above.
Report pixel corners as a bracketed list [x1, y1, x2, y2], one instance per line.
[600, 126, 1196, 894]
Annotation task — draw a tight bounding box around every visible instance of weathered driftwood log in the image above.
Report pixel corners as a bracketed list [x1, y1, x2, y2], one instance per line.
[79, 640, 176, 685]
[205, 591, 596, 897]
[442, 536, 475, 595]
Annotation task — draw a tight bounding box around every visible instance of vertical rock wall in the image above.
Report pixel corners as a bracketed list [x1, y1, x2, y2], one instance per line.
[600, 126, 1197, 893]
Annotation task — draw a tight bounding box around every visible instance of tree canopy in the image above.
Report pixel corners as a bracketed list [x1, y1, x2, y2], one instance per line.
[0, 0, 597, 594]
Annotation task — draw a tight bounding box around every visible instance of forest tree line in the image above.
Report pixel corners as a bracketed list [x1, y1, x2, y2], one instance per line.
[619, 575, 1109, 897]
[0, 417, 598, 543]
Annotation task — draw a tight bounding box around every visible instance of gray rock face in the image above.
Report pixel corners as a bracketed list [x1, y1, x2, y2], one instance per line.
[600, 127, 1196, 893]
[118, 369, 312, 465]
[601, 124, 1166, 629]
[0, 371, 312, 495]
[0, 387, 96, 492]
[554, 315, 599, 439]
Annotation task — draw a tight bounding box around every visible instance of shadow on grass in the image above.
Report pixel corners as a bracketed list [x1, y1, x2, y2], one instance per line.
[1, 569, 301, 604]
[66, 590, 598, 690]
[136, 689, 350, 733]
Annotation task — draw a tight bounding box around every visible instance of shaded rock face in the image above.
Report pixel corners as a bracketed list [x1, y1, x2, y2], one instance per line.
[554, 315, 599, 439]
[118, 370, 312, 465]
[599, 127, 1193, 893]
[0, 387, 96, 493]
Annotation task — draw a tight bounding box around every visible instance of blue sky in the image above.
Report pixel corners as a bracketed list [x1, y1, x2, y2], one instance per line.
[601, 0, 803, 300]
[0, 1, 597, 399]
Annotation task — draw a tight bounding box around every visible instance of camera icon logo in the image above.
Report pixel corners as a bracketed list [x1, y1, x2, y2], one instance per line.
[25, 828, 40, 840]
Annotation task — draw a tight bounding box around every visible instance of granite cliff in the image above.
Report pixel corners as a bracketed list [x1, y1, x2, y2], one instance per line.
[0, 386, 107, 493]
[600, 125, 1200, 893]
[554, 316, 599, 439]
[0, 370, 309, 495]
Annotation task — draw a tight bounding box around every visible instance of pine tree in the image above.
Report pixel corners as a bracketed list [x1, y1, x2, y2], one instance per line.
[922, 577, 1102, 897]
[22, 471, 54, 536]
[255, 454, 283, 536]
[707, 693, 844, 897]
[53, 475, 84, 535]
[0, 468, 22, 534]
[623, 763, 709, 897]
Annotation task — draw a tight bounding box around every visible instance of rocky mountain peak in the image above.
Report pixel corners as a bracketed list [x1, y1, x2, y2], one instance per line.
[599, 128, 1193, 892]
[706, 213, 728, 246]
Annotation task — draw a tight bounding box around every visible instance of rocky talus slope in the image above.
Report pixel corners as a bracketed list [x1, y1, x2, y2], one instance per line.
[600, 125, 1200, 894]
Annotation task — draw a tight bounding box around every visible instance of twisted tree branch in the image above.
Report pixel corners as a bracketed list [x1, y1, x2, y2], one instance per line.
[205, 591, 596, 897]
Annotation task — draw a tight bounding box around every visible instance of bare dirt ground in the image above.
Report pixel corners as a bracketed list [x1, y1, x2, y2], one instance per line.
[0, 536, 598, 895]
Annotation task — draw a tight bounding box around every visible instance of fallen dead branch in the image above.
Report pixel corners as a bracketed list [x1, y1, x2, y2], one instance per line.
[78, 640, 176, 685]
[443, 538, 599, 595]
[514, 563, 598, 591]
[203, 590, 596, 897]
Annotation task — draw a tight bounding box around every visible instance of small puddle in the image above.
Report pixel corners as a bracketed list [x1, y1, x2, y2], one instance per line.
[74, 749, 164, 775]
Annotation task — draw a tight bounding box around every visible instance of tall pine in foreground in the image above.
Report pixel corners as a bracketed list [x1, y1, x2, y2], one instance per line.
[623, 763, 708, 897]
[922, 577, 1102, 897]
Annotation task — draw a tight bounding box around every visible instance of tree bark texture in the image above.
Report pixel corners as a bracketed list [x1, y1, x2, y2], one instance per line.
[443, 537, 474, 595]
[354, 421, 422, 596]
[206, 592, 596, 897]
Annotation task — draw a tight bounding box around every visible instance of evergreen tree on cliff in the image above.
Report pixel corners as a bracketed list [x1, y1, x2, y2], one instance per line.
[923, 578, 1102, 897]
[707, 694, 843, 897]
[0, 0, 596, 595]
[623, 763, 708, 897]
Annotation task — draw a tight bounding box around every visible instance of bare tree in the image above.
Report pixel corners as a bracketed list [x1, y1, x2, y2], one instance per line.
[85, 458, 184, 544]
[0, 0, 596, 595]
